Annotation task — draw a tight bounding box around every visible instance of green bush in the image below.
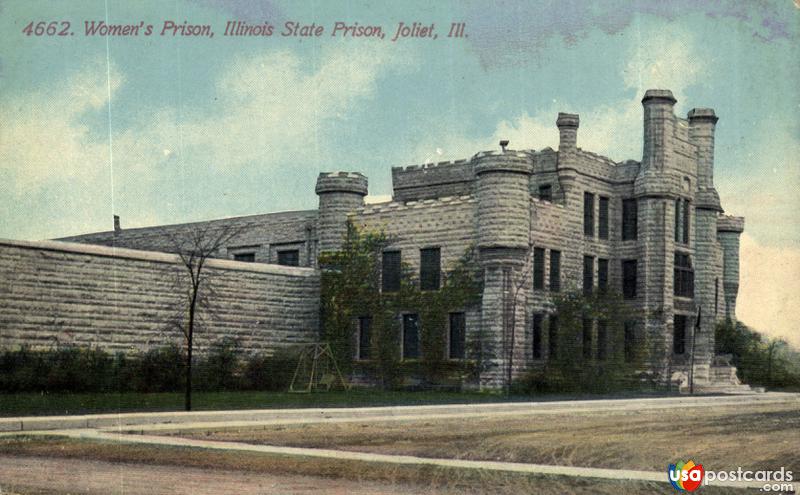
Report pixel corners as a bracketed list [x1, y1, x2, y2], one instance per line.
[195, 339, 242, 391]
[130, 344, 185, 393]
[242, 349, 299, 391]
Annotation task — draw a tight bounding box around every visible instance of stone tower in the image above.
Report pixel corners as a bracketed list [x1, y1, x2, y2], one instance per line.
[315, 172, 368, 255]
[634, 89, 683, 379]
[473, 149, 532, 386]
[718, 216, 744, 321]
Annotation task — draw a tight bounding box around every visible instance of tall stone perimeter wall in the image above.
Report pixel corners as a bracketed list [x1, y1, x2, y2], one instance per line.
[0, 239, 320, 355]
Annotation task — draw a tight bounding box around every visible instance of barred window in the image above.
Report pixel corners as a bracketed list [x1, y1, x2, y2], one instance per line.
[582, 317, 593, 359]
[382, 251, 401, 292]
[624, 320, 636, 363]
[598, 258, 609, 292]
[622, 198, 638, 241]
[548, 314, 559, 359]
[598, 196, 609, 240]
[402, 314, 420, 359]
[532, 313, 543, 359]
[234, 252, 255, 263]
[448, 312, 466, 359]
[549, 250, 561, 292]
[538, 184, 552, 202]
[357, 316, 372, 360]
[597, 319, 608, 361]
[674, 252, 694, 298]
[673, 314, 687, 355]
[420, 247, 441, 291]
[533, 248, 545, 290]
[277, 250, 299, 266]
[622, 259, 637, 299]
[583, 255, 594, 296]
[584, 192, 595, 237]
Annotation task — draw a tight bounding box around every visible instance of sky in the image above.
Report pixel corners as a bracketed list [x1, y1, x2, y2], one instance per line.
[0, 0, 798, 345]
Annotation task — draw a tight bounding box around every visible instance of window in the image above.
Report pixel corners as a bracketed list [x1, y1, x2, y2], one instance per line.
[674, 252, 694, 298]
[233, 252, 255, 263]
[582, 317, 592, 359]
[549, 250, 561, 292]
[622, 198, 638, 241]
[598, 196, 609, 240]
[674, 199, 691, 244]
[622, 260, 637, 299]
[583, 255, 594, 296]
[448, 312, 466, 359]
[532, 314, 543, 359]
[683, 199, 690, 244]
[420, 248, 441, 291]
[533, 248, 545, 290]
[673, 314, 687, 355]
[548, 314, 558, 359]
[584, 192, 595, 237]
[538, 184, 553, 202]
[402, 314, 420, 359]
[357, 317, 372, 360]
[624, 320, 636, 363]
[598, 258, 609, 292]
[597, 320, 608, 361]
[382, 251, 401, 292]
[277, 249, 299, 266]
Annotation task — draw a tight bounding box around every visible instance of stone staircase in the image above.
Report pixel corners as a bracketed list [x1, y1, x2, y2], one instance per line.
[673, 358, 765, 395]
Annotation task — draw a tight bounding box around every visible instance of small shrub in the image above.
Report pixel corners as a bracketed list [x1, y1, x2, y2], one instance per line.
[242, 350, 299, 391]
[195, 339, 242, 391]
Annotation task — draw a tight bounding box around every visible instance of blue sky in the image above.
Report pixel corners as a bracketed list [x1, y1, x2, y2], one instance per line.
[1, 0, 798, 342]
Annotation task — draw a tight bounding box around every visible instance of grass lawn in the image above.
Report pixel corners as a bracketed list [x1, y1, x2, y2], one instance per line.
[0, 436, 749, 495]
[178, 400, 800, 473]
[0, 388, 677, 417]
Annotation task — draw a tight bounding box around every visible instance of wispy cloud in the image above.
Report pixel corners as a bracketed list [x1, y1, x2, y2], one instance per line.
[465, 0, 794, 68]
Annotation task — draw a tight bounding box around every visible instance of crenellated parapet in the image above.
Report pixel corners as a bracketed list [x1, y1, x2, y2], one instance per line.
[391, 159, 474, 201]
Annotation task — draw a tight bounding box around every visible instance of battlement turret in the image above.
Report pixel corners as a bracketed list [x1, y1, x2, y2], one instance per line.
[316, 172, 368, 254]
[473, 149, 532, 264]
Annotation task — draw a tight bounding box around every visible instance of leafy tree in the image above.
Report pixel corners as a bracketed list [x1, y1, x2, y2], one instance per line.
[715, 320, 800, 389]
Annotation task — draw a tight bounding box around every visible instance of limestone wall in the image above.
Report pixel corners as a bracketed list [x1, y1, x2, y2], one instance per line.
[59, 210, 319, 266]
[0, 239, 320, 355]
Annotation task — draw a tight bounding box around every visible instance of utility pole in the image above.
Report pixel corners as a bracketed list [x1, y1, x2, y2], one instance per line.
[688, 306, 701, 395]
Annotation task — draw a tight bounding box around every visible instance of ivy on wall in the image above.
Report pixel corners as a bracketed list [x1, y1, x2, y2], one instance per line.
[520, 287, 649, 393]
[319, 221, 483, 389]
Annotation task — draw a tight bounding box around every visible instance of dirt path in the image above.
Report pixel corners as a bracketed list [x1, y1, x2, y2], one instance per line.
[0, 455, 435, 495]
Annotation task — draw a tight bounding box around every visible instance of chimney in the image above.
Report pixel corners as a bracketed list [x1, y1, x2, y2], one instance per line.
[556, 113, 579, 151]
[113, 215, 121, 234]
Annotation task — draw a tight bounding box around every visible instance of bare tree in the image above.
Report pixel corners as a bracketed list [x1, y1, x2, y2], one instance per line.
[504, 262, 532, 396]
[163, 223, 242, 411]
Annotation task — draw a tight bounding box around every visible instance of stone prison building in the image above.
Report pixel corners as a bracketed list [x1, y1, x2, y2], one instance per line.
[0, 89, 750, 392]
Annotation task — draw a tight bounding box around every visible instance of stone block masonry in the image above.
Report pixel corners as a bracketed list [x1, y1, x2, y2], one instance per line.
[0, 239, 319, 355]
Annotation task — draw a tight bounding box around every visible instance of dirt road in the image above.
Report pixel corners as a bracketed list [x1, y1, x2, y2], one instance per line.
[0, 455, 437, 495]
